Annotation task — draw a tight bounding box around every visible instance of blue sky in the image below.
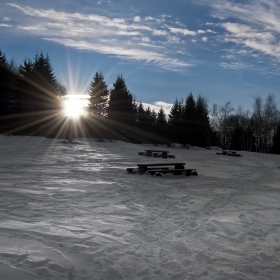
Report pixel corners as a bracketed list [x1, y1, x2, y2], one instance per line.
[1, 0, 280, 114]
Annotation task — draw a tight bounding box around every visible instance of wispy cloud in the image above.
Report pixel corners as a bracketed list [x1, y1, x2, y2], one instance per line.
[202, 0, 280, 74]
[142, 101, 173, 115]
[43, 38, 190, 68]
[2, 3, 199, 70]
[0, 23, 12, 27]
[220, 61, 248, 70]
[168, 27, 196, 36]
[209, 1, 280, 56]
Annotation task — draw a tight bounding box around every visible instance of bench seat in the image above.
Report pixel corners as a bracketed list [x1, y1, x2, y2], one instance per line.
[127, 167, 170, 173]
[137, 163, 185, 167]
[147, 169, 198, 176]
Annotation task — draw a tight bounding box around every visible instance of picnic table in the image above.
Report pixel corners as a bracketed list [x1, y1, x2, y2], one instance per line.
[127, 162, 198, 176]
[138, 150, 175, 158]
[216, 150, 242, 157]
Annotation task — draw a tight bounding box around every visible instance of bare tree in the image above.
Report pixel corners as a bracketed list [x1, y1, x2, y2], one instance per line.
[211, 101, 234, 149]
[252, 95, 279, 153]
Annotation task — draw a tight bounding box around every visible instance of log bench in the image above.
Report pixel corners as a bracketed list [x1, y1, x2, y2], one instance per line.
[126, 162, 198, 177]
[147, 168, 198, 176]
[137, 162, 185, 172]
[126, 167, 170, 173]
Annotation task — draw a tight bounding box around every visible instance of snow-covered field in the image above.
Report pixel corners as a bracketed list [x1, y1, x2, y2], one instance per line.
[0, 135, 280, 280]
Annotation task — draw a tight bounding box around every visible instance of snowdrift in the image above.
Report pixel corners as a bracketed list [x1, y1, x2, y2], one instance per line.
[0, 135, 280, 279]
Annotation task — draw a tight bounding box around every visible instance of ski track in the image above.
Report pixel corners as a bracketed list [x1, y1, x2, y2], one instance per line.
[0, 135, 280, 279]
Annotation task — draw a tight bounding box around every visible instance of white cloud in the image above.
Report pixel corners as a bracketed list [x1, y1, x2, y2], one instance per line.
[206, 29, 216, 33]
[202, 37, 208, 42]
[0, 23, 12, 27]
[198, 30, 206, 34]
[18, 25, 47, 31]
[142, 101, 173, 115]
[43, 38, 192, 70]
[134, 16, 141, 22]
[221, 22, 280, 59]
[4, 3, 197, 70]
[206, 0, 280, 60]
[152, 29, 167, 36]
[168, 27, 196, 36]
[141, 37, 150, 43]
[220, 61, 247, 70]
[144, 16, 155, 21]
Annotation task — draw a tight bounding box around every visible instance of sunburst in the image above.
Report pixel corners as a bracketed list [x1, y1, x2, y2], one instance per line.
[62, 95, 88, 119]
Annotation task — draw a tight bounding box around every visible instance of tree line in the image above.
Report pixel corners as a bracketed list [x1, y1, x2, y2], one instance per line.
[0, 49, 280, 153]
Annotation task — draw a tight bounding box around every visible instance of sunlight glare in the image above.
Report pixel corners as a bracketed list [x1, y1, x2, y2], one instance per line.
[63, 95, 88, 119]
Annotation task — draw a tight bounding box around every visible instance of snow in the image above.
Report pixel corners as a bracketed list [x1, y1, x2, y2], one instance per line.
[0, 135, 280, 279]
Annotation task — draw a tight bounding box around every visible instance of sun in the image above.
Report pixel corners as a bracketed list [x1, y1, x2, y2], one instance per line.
[62, 95, 88, 119]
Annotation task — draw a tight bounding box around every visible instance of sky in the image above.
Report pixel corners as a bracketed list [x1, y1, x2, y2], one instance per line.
[1, 0, 280, 114]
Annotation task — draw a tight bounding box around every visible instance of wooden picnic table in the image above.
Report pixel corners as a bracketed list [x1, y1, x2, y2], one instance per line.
[216, 150, 242, 157]
[138, 150, 175, 158]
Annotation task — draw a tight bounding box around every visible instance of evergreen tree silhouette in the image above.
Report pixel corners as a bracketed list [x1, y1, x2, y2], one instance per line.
[155, 107, 168, 144]
[168, 98, 182, 143]
[136, 101, 145, 129]
[88, 72, 109, 117]
[0, 50, 12, 117]
[182, 93, 196, 146]
[107, 75, 133, 127]
[195, 95, 211, 147]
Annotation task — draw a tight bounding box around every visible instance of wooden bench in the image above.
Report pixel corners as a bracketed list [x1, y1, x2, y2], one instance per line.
[127, 162, 198, 177]
[137, 162, 185, 173]
[127, 167, 170, 173]
[147, 168, 198, 176]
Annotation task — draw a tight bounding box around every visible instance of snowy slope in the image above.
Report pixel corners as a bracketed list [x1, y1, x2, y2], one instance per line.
[0, 135, 280, 279]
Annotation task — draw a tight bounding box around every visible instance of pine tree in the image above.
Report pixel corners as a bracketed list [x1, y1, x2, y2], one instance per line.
[7, 59, 23, 116]
[107, 75, 133, 126]
[0, 50, 12, 117]
[18, 58, 35, 114]
[195, 95, 211, 147]
[88, 72, 109, 117]
[32, 52, 58, 111]
[136, 101, 145, 129]
[144, 107, 156, 130]
[168, 98, 182, 144]
[183, 93, 196, 121]
[155, 107, 168, 143]
[157, 107, 167, 124]
[16, 52, 61, 135]
[181, 93, 196, 146]
[19, 52, 58, 114]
